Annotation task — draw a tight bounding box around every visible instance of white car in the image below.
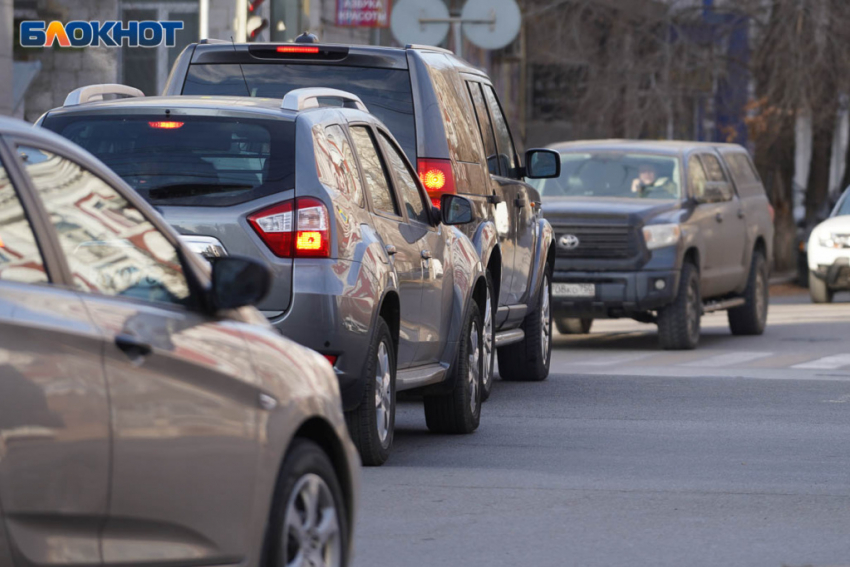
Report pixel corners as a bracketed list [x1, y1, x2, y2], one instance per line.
[807, 189, 850, 302]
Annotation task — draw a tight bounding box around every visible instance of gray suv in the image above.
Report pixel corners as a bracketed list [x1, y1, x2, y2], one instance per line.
[40, 86, 489, 466]
[162, 40, 562, 392]
[0, 115, 358, 567]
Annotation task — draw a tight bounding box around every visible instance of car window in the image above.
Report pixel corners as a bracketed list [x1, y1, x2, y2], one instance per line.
[379, 132, 430, 225]
[424, 63, 482, 165]
[0, 158, 48, 284]
[467, 82, 500, 176]
[724, 153, 763, 198]
[315, 125, 365, 207]
[700, 153, 727, 182]
[482, 86, 518, 177]
[688, 156, 708, 200]
[348, 126, 399, 217]
[17, 145, 192, 307]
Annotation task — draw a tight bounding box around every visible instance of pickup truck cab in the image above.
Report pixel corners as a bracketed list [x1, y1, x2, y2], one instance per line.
[534, 140, 774, 349]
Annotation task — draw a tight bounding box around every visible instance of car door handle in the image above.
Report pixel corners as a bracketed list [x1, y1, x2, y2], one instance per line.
[715, 212, 723, 223]
[487, 194, 504, 205]
[515, 196, 528, 208]
[421, 249, 432, 260]
[385, 244, 397, 256]
[115, 334, 152, 358]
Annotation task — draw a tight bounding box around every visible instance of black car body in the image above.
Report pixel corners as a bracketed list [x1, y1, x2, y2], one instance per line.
[535, 140, 774, 349]
[162, 40, 561, 389]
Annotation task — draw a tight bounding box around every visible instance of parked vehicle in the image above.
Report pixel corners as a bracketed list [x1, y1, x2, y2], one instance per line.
[534, 140, 774, 350]
[0, 115, 358, 567]
[40, 85, 490, 466]
[807, 186, 850, 302]
[161, 39, 561, 393]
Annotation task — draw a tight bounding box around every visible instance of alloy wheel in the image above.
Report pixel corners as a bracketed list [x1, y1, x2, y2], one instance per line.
[283, 473, 342, 567]
[374, 341, 392, 447]
[482, 287, 494, 393]
[468, 319, 480, 415]
[541, 275, 551, 361]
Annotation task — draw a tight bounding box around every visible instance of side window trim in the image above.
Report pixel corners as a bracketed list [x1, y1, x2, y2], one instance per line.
[482, 84, 519, 179]
[465, 79, 502, 177]
[347, 123, 404, 222]
[376, 127, 434, 229]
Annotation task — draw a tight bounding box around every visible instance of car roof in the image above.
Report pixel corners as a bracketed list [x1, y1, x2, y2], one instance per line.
[547, 139, 750, 157]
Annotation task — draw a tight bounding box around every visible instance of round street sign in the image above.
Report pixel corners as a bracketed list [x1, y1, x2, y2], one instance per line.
[391, 0, 451, 47]
[460, 0, 520, 50]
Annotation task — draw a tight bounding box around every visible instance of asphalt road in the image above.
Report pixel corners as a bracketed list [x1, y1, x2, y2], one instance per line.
[353, 289, 850, 567]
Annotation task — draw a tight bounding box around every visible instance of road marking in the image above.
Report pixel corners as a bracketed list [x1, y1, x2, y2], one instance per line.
[793, 354, 850, 370]
[680, 351, 773, 368]
[575, 353, 655, 366]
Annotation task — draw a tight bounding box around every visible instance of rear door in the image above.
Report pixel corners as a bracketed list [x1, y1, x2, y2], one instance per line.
[0, 140, 109, 567]
[16, 143, 262, 567]
[349, 124, 425, 368]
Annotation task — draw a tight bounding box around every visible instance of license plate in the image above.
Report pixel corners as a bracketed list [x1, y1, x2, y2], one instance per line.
[553, 283, 596, 298]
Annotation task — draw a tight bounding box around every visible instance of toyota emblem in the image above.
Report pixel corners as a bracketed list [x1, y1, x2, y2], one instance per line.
[559, 234, 580, 250]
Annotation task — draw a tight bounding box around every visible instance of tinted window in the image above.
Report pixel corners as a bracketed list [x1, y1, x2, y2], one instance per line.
[19, 146, 191, 307]
[315, 125, 364, 207]
[424, 63, 481, 164]
[349, 127, 398, 217]
[44, 115, 296, 207]
[183, 64, 417, 164]
[483, 86, 517, 176]
[835, 191, 850, 217]
[700, 154, 727, 182]
[0, 160, 47, 284]
[688, 156, 708, 200]
[467, 82, 499, 176]
[379, 132, 429, 224]
[725, 153, 763, 198]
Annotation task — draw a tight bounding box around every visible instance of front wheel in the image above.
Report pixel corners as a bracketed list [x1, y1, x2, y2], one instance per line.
[728, 250, 769, 335]
[480, 272, 495, 402]
[809, 271, 834, 303]
[266, 439, 348, 567]
[497, 271, 552, 381]
[424, 301, 483, 434]
[657, 262, 701, 350]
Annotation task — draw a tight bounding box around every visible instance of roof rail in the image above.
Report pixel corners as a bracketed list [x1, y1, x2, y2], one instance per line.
[64, 84, 144, 107]
[198, 38, 230, 44]
[405, 44, 454, 55]
[281, 88, 368, 112]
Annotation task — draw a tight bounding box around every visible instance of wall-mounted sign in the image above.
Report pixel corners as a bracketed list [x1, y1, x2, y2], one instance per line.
[336, 0, 391, 28]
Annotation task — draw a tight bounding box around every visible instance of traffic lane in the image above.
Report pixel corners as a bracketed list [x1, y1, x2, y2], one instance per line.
[355, 373, 850, 567]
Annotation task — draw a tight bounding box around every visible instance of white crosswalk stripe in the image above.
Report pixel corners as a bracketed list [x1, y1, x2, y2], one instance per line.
[574, 353, 655, 366]
[792, 354, 850, 370]
[680, 351, 773, 368]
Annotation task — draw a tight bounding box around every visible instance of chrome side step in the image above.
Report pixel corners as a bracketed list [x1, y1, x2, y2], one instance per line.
[494, 328, 525, 348]
[703, 297, 746, 313]
[396, 363, 448, 392]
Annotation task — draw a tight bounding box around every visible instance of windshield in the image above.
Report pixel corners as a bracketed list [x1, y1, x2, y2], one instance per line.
[834, 191, 850, 217]
[183, 63, 417, 164]
[41, 115, 296, 207]
[533, 152, 682, 200]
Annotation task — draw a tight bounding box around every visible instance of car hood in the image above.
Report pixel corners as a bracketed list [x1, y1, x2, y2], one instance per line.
[814, 215, 850, 236]
[541, 197, 683, 225]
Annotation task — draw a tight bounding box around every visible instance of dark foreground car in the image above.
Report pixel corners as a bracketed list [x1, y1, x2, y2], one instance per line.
[534, 140, 774, 349]
[41, 85, 489, 466]
[0, 116, 358, 567]
[162, 39, 561, 393]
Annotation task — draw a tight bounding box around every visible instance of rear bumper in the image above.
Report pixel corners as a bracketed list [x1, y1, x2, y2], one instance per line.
[551, 269, 679, 318]
[270, 259, 374, 412]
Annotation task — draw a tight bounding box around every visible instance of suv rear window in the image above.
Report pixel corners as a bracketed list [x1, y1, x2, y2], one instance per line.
[41, 115, 295, 207]
[183, 64, 416, 164]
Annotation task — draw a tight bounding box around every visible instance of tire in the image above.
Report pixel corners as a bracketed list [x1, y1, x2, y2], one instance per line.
[809, 270, 834, 303]
[266, 438, 348, 567]
[728, 250, 769, 335]
[657, 262, 701, 350]
[424, 301, 482, 434]
[555, 317, 593, 334]
[344, 318, 395, 466]
[497, 270, 553, 381]
[481, 271, 495, 403]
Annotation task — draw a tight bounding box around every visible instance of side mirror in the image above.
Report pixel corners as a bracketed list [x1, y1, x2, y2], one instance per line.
[209, 256, 271, 311]
[440, 194, 475, 225]
[524, 149, 561, 179]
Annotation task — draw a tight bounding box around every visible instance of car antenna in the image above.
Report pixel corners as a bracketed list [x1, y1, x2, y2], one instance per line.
[230, 35, 252, 97]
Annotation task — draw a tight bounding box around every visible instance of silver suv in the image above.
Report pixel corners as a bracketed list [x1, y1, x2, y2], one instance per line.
[0, 115, 358, 567]
[40, 86, 490, 466]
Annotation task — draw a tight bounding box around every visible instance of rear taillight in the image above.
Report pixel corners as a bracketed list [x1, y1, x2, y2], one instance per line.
[418, 158, 456, 208]
[248, 197, 331, 258]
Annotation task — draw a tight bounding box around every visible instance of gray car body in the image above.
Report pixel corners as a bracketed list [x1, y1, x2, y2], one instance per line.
[0, 116, 359, 567]
[38, 96, 487, 410]
[162, 42, 555, 344]
[541, 140, 774, 318]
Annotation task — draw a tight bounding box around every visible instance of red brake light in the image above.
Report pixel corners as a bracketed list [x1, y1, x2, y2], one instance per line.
[247, 198, 330, 258]
[323, 354, 338, 366]
[148, 121, 184, 129]
[418, 158, 456, 208]
[276, 46, 320, 54]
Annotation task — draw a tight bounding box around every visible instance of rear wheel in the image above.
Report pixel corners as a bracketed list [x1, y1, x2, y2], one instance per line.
[498, 270, 552, 381]
[344, 318, 395, 466]
[424, 301, 482, 434]
[657, 262, 701, 350]
[481, 272, 495, 402]
[728, 250, 769, 335]
[810, 271, 834, 303]
[555, 317, 593, 334]
[267, 439, 348, 567]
